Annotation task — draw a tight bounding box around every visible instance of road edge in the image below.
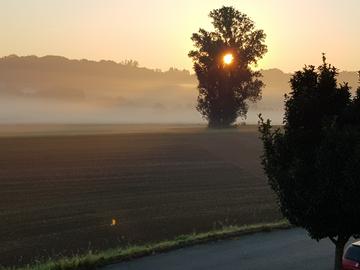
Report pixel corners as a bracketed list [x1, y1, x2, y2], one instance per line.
[2, 220, 291, 270]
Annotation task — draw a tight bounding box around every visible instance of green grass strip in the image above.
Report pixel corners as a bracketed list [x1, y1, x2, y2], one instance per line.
[2, 220, 290, 270]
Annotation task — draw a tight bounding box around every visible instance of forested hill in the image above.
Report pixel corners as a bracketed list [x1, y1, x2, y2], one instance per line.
[0, 55, 358, 123]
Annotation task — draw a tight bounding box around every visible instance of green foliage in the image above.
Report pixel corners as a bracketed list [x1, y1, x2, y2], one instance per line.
[189, 6, 267, 128]
[259, 55, 360, 270]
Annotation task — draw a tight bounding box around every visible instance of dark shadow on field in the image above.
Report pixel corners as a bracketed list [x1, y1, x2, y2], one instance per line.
[0, 126, 280, 266]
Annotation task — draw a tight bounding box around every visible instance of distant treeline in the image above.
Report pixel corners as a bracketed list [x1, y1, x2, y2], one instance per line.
[0, 55, 358, 123]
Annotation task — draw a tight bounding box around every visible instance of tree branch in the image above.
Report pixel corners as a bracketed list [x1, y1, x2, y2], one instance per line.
[329, 236, 337, 244]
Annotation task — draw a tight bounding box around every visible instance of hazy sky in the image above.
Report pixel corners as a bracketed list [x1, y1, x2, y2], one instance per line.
[1, 0, 359, 72]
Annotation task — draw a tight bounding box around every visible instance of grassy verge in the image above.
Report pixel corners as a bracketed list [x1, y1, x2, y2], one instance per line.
[2, 220, 290, 270]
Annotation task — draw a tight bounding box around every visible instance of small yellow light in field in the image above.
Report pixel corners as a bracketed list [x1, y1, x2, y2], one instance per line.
[111, 218, 117, 226]
[223, 53, 234, 65]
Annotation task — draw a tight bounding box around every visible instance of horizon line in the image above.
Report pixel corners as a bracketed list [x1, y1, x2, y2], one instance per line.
[4, 54, 358, 75]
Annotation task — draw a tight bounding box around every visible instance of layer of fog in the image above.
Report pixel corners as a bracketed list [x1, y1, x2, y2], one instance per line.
[0, 55, 357, 125]
[0, 96, 284, 125]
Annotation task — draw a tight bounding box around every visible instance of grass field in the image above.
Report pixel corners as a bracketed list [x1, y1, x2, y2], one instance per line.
[0, 125, 281, 267]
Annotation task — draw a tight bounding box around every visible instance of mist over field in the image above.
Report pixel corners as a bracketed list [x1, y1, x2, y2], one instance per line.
[1, 55, 358, 124]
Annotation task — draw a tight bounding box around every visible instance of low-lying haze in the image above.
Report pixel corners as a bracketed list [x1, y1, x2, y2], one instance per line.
[0, 55, 358, 124]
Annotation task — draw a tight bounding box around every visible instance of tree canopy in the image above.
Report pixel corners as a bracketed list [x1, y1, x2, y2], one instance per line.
[259, 56, 360, 270]
[189, 6, 267, 128]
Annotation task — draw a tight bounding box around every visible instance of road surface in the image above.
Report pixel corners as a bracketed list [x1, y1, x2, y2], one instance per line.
[105, 228, 337, 270]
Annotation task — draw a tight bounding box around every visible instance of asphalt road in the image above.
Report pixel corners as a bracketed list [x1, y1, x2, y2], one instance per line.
[105, 228, 336, 270]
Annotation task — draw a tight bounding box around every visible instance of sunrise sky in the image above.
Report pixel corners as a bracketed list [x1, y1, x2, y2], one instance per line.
[1, 0, 359, 72]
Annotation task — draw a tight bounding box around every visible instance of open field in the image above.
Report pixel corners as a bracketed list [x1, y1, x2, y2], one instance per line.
[0, 125, 281, 267]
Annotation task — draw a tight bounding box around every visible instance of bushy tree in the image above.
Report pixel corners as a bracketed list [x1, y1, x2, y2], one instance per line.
[189, 6, 267, 128]
[259, 56, 360, 270]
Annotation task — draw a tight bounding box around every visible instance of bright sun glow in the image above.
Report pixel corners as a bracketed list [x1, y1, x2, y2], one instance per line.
[223, 53, 234, 65]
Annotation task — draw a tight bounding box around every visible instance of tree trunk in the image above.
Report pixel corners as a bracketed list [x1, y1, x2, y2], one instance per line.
[334, 237, 348, 270]
[334, 242, 344, 270]
[208, 120, 232, 129]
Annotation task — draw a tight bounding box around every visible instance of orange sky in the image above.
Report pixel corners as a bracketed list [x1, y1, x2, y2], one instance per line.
[0, 0, 359, 72]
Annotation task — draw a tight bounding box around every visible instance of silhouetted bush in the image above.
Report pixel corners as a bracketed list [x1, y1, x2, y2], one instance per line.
[259, 55, 360, 270]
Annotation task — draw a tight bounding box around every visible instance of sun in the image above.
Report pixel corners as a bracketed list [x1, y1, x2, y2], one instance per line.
[223, 53, 234, 65]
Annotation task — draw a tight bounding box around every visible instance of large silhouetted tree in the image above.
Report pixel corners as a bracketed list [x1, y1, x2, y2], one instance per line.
[259, 56, 360, 270]
[189, 6, 267, 128]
